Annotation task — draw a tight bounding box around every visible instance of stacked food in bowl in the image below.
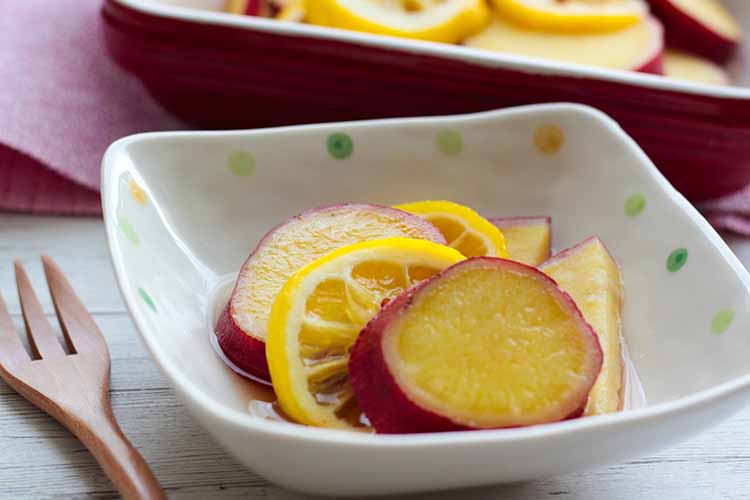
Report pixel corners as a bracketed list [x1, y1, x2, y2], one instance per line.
[215, 200, 627, 433]
[226, 0, 741, 86]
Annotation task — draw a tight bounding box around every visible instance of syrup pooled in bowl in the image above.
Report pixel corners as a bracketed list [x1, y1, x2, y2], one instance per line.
[208, 277, 374, 429]
[208, 271, 646, 432]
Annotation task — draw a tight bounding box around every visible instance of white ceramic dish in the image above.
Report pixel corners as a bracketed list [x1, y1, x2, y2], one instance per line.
[101, 104, 750, 496]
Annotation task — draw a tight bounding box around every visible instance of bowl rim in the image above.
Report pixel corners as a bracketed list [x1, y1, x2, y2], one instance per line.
[112, 0, 750, 101]
[101, 103, 750, 447]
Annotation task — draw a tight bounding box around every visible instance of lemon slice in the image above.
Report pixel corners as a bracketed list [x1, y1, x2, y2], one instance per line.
[266, 238, 465, 429]
[395, 200, 507, 258]
[275, 0, 304, 21]
[492, 0, 647, 33]
[304, 0, 491, 43]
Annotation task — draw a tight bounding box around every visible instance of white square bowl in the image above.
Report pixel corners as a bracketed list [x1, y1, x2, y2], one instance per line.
[101, 104, 750, 496]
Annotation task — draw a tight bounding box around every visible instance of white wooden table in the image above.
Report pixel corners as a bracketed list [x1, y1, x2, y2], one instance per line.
[0, 213, 748, 500]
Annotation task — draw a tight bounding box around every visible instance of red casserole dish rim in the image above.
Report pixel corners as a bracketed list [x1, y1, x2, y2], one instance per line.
[114, 0, 750, 100]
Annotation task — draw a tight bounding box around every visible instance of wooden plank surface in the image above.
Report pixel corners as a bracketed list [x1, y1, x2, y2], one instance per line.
[0, 213, 748, 499]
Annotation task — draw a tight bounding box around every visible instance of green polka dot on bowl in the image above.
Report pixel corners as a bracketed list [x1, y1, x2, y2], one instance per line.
[228, 151, 255, 177]
[436, 130, 463, 156]
[138, 288, 157, 313]
[625, 193, 646, 217]
[327, 133, 353, 160]
[667, 248, 688, 273]
[711, 309, 734, 335]
[118, 217, 139, 245]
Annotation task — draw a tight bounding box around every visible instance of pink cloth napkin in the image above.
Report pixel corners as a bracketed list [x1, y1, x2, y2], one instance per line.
[0, 0, 185, 216]
[699, 184, 750, 235]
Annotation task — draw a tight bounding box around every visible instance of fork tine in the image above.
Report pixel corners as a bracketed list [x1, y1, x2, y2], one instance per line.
[41, 256, 108, 357]
[0, 292, 30, 369]
[14, 260, 66, 360]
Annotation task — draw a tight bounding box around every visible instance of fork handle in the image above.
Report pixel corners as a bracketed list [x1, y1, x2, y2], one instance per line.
[73, 413, 166, 500]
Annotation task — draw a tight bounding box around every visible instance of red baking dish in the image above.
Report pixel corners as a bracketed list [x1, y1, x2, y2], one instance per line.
[102, 0, 750, 201]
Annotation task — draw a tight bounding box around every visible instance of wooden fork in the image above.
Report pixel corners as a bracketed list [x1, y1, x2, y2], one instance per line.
[0, 257, 165, 500]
